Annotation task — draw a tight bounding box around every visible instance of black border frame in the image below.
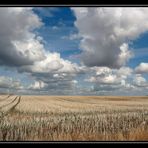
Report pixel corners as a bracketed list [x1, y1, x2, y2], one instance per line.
[0, 2, 148, 144]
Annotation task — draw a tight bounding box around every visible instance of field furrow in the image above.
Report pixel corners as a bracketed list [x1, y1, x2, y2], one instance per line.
[0, 95, 148, 141]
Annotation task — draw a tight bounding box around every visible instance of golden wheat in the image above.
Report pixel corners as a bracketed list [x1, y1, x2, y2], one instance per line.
[0, 95, 148, 141]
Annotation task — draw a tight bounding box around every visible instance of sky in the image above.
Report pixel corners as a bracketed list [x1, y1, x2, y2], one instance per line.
[0, 7, 148, 96]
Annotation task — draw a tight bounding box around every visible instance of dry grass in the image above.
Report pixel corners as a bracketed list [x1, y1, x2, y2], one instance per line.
[0, 95, 148, 141]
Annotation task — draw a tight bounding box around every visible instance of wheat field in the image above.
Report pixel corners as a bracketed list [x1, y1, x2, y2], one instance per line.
[0, 95, 148, 141]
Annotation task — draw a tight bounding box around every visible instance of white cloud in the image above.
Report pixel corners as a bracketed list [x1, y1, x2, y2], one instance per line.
[20, 52, 63, 73]
[0, 8, 85, 93]
[0, 8, 45, 67]
[135, 63, 148, 74]
[72, 7, 148, 68]
[133, 74, 148, 87]
[1, 7, 148, 95]
[86, 66, 132, 84]
[116, 67, 133, 79]
[29, 80, 48, 90]
[19, 51, 84, 76]
[85, 66, 136, 92]
[0, 76, 23, 90]
[17, 48, 87, 93]
[85, 67, 116, 85]
[117, 43, 133, 67]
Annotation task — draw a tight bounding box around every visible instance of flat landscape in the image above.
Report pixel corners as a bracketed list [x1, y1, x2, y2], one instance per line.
[0, 95, 148, 141]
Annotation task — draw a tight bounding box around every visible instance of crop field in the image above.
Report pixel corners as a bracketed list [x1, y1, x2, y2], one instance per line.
[0, 95, 148, 141]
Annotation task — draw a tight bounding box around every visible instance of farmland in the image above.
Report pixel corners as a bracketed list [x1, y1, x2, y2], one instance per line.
[0, 95, 148, 141]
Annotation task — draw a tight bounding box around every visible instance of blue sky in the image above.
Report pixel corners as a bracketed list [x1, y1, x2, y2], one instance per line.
[0, 7, 148, 95]
[33, 7, 81, 62]
[129, 33, 148, 68]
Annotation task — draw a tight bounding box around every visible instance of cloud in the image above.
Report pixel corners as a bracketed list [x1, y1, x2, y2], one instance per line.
[133, 74, 148, 88]
[86, 67, 120, 85]
[135, 63, 148, 74]
[18, 51, 85, 92]
[0, 76, 23, 90]
[1, 7, 148, 95]
[0, 8, 84, 77]
[71, 7, 148, 68]
[29, 80, 48, 90]
[0, 8, 45, 67]
[28, 78, 78, 95]
[0, 8, 85, 93]
[117, 43, 134, 68]
[19, 52, 64, 73]
[85, 66, 135, 92]
[85, 65, 148, 93]
[19, 50, 87, 94]
[86, 67, 132, 84]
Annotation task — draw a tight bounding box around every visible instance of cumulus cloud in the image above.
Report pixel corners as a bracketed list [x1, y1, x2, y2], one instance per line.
[71, 7, 148, 68]
[133, 74, 148, 88]
[0, 76, 23, 90]
[116, 67, 133, 78]
[85, 65, 148, 93]
[86, 68, 120, 85]
[18, 51, 85, 92]
[135, 63, 148, 74]
[29, 80, 48, 90]
[1, 7, 148, 95]
[27, 78, 78, 95]
[86, 67, 132, 84]
[0, 8, 46, 67]
[0, 7, 85, 93]
[85, 66, 135, 92]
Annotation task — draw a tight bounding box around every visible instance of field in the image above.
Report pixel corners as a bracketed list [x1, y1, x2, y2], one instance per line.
[0, 95, 148, 141]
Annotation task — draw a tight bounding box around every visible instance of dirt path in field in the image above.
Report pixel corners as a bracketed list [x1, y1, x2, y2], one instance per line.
[0, 95, 13, 102]
[0, 95, 21, 117]
[0, 96, 19, 110]
[9, 96, 21, 112]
